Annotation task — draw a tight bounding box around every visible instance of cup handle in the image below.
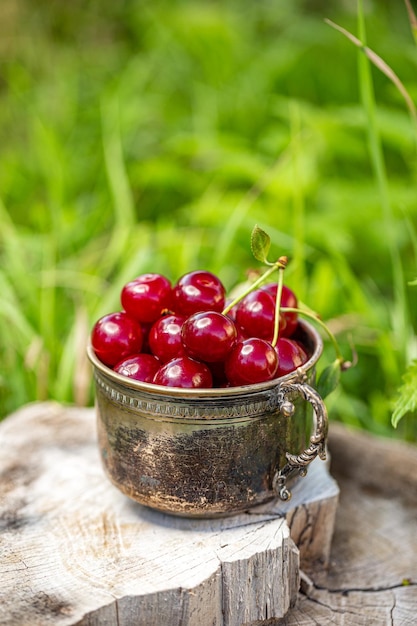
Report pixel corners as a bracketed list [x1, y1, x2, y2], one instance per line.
[272, 381, 328, 501]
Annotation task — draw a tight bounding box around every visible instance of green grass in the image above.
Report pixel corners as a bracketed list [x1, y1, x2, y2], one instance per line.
[0, 0, 416, 441]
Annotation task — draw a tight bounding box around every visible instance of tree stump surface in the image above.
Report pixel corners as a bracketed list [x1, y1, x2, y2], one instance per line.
[1, 402, 416, 625]
[278, 422, 417, 626]
[0, 402, 338, 626]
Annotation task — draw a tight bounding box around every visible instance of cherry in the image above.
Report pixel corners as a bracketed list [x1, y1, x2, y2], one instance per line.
[275, 338, 308, 377]
[181, 311, 237, 363]
[172, 270, 226, 316]
[261, 283, 299, 337]
[225, 338, 278, 386]
[114, 354, 160, 383]
[121, 273, 172, 324]
[293, 340, 309, 362]
[149, 314, 185, 363]
[91, 311, 143, 367]
[90, 244, 314, 389]
[261, 283, 281, 298]
[153, 356, 213, 388]
[235, 288, 285, 342]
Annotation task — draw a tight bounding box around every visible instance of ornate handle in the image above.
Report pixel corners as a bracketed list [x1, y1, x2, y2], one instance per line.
[272, 382, 328, 501]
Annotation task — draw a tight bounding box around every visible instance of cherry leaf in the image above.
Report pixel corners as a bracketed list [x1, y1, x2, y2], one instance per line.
[251, 225, 271, 264]
[317, 359, 341, 399]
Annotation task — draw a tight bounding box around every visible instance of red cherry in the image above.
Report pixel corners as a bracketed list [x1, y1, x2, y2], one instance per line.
[292, 340, 309, 363]
[181, 311, 237, 363]
[149, 314, 185, 363]
[225, 338, 278, 386]
[91, 312, 143, 367]
[172, 270, 226, 316]
[261, 283, 299, 337]
[235, 289, 285, 341]
[275, 338, 308, 377]
[121, 273, 172, 324]
[114, 354, 160, 383]
[153, 356, 213, 388]
[261, 283, 280, 297]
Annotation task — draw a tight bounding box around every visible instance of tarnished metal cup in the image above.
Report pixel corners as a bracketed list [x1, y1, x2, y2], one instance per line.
[87, 320, 328, 517]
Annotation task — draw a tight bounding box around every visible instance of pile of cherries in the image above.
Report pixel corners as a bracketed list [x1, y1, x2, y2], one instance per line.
[91, 271, 310, 388]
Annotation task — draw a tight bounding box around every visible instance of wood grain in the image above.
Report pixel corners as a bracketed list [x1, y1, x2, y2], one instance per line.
[0, 402, 339, 626]
[4, 403, 415, 624]
[275, 423, 417, 626]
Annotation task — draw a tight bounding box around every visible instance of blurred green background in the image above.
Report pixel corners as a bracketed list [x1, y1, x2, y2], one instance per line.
[0, 0, 416, 440]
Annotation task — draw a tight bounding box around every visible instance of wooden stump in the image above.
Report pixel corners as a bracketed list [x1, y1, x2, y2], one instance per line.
[0, 402, 339, 626]
[277, 423, 417, 626]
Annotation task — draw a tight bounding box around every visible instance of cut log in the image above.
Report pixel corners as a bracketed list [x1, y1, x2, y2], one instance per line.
[0, 402, 339, 626]
[276, 422, 417, 626]
[248, 451, 339, 573]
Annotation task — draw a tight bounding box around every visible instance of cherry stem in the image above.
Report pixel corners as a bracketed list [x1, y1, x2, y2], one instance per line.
[271, 266, 285, 348]
[222, 258, 287, 316]
[280, 306, 346, 365]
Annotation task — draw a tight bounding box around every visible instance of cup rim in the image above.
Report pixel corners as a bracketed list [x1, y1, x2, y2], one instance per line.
[87, 319, 323, 398]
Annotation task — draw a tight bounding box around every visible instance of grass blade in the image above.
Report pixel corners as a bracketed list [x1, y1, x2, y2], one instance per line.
[324, 18, 417, 131]
[99, 95, 137, 276]
[404, 0, 417, 45]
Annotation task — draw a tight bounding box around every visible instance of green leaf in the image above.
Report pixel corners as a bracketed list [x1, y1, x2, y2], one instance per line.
[408, 277, 417, 286]
[392, 360, 417, 428]
[317, 360, 341, 399]
[250, 224, 271, 264]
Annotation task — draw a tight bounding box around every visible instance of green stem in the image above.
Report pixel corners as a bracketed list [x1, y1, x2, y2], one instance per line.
[222, 259, 286, 316]
[280, 306, 345, 364]
[271, 266, 285, 347]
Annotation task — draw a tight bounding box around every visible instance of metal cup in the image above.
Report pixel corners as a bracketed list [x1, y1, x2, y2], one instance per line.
[87, 320, 328, 517]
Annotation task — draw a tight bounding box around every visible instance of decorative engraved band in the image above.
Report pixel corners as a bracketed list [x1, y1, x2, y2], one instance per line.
[94, 370, 289, 421]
